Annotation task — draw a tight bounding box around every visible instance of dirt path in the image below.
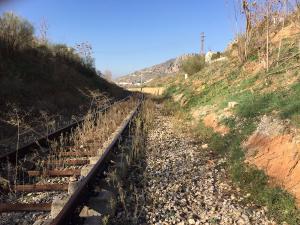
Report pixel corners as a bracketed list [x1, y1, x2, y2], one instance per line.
[112, 110, 275, 225]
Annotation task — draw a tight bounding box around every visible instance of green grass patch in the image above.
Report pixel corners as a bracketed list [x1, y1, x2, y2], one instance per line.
[238, 74, 259, 89]
[248, 54, 258, 62]
[164, 85, 180, 97]
[235, 83, 300, 125]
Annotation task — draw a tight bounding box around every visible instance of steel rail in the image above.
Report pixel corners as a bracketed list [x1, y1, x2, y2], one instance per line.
[50, 99, 142, 225]
[0, 95, 132, 161]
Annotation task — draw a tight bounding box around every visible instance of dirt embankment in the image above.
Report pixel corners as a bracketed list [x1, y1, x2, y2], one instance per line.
[191, 104, 233, 136]
[198, 110, 300, 204]
[244, 116, 300, 204]
[203, 113, 230, 135]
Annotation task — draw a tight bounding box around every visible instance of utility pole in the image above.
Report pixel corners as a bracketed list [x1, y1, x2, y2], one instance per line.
[200, 32, 205, 55]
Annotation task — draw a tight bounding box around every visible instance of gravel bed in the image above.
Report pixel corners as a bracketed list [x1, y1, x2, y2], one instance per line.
[112, 112, 276, 225]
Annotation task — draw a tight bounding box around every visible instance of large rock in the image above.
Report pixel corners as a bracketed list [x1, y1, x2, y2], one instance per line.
[51, 195, 70, 218]
[33, 219, 52, 225]
[80, 189, 116, 225]
[81, 164, 95, 177]
[68, 180, 81, 195]
[205, 51, 214, 63]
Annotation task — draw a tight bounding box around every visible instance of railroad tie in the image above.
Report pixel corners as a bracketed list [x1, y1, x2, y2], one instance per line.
[46, 159, 89, 166]
[27, 169, 81, 177]
[0, 203, 52, 213]
[59, 151, 95, 157]
[14, 183, 68, 192]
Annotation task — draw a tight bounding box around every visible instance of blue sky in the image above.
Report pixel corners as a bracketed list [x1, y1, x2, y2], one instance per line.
[0, 0, 237, 77]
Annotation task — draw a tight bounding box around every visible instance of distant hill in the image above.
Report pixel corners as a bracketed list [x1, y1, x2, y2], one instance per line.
[115, 54, 196, 86]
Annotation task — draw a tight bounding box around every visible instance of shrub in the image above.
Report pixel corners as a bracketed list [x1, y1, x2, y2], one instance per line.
[51, 44, 79, 62]
[0, 12, 34, 53]
[181, 55, 205, 75]
[248, 54, 258, 61]
[235, 92, 278, 118]
[211, 52, 221, 60]
[50, 43, 96, 76]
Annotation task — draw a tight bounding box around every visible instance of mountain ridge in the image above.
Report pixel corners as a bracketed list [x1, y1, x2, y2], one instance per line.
[115, 54, 196, 86]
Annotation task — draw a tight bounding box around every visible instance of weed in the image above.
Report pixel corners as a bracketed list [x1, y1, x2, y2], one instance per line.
[193, 121, 214, 141]
[248, 54, 258, 62]
[235, 83, 300, 125]
[161, 98, 181, 116]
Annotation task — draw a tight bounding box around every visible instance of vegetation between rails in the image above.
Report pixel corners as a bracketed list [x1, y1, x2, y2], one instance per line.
[7, 98, 139, 189]
[105, 99, 156, 225]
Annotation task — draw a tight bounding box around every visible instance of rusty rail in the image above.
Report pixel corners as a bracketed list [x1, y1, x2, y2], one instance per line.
[50, 98, 142, 225]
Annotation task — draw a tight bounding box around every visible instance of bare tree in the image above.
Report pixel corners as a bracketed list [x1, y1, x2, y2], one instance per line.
[96, 70, 103, 77]
[242, 0, 252, 59]
[231, 0, 255, 62]
[231, 0, 290, 67]
[75, 41, 95, 68]
[0, 12, 34, 53]
[102, 70, 113, 81]
[38, 17, 49, 45]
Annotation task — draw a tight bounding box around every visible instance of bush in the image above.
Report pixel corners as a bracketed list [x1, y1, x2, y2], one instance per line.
[0, 12, 34, 53]
[211, 52, 221, 60]
[181, 55, 205, 75]
[194, 121, 214, 141]
[52, 44, 79, 62]
[51, 44, 96, 76]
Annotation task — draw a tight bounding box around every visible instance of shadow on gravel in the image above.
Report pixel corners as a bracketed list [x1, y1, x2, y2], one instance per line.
[110, 153, 148, 225]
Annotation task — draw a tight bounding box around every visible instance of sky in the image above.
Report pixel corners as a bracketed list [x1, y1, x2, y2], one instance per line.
[0, 0, 238, 77]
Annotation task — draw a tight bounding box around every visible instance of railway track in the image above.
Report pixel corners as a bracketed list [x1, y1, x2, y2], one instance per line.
[0, 95, 131, 161]
[0, 95, 143, 225]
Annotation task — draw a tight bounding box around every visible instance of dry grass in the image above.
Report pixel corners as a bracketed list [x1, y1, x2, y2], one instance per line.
[106, 98, 155, 225]
[44, 96, 140, 170]
[128, 87, 166, 96]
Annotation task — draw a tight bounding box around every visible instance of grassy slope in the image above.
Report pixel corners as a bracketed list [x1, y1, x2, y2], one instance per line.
[161, 34, 300, 224]
[0, 45, 128, 139]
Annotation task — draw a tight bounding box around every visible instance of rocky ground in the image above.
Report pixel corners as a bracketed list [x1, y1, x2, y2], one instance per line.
[111, 110, 276, 225]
